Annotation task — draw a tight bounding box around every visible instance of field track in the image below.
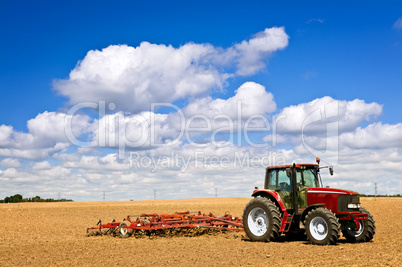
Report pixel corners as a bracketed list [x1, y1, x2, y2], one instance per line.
[0, 197, 400, 266]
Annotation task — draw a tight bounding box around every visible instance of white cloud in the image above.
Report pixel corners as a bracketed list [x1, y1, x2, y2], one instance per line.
[393, 17, 402, 29]
[184, 82, 276, 118]
[0, 112, 91, 159]
[54, 43, 225, 113]
[341, 122, 402, 149]
[63, 153, 130, 171]
[88, 82, 276, 150]
[32, 161, 52, 170]
[0, 158, 21, 168]
[234, 27, 289, 75]
[0, 143, 70, 160]
[53, 27, 288, 113]
[275, 96, 382, 135]
[0, 125, 13, 146]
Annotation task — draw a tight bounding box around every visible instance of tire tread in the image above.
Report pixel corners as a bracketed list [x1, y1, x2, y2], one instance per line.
[342, 207, 376, 243]
[243, 197, 281, 242]
[304, 207, 340, 245]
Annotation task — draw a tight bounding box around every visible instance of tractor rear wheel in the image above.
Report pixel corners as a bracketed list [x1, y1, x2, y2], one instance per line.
[243, 197, 281, 242]
[342, 207, 376, 242]
[304, 207, 340, 245]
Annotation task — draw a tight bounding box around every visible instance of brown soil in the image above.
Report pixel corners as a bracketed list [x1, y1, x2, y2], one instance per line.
[0, 197, 400, 266]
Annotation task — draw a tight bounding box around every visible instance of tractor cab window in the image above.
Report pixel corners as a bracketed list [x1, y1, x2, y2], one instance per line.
[268, 170, 277, 189]
[277, 170, 291, 192]
[267, 169, 291, 191]
[296, 169, 319, 188]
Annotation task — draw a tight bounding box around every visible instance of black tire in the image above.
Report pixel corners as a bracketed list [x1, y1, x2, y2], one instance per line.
[304, 207, 340, 245]
[242, 197, 281, 242]
[342, 207, 376, 243]
[118, 221, 132, 238]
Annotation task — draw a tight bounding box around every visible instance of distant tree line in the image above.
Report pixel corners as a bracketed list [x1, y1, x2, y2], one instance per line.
[0, 194, 73, 203]
[360, 194, 401, 197]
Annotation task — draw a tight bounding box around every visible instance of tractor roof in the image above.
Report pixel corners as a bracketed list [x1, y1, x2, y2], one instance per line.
[266, 163, 318, 170]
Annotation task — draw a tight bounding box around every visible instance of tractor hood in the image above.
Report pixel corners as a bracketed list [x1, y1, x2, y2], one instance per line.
[306, 187, 358, 195]
[306, 187, 359, 213]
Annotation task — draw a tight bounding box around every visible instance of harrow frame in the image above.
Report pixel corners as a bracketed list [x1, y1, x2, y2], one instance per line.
[87, 211, 243, 238]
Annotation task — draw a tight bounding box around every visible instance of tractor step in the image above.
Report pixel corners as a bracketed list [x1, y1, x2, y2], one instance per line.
[280, 213, 294, 232]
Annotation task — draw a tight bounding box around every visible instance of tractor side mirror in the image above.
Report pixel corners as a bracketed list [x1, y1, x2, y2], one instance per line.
[286, 168, 293, 177]
[329, 167, 334, 176]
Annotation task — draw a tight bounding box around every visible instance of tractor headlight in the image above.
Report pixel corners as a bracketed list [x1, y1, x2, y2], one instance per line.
[347, 203, 360, 209]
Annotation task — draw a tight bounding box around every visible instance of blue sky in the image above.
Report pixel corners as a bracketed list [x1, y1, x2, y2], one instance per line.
[0, 1, 401, 200]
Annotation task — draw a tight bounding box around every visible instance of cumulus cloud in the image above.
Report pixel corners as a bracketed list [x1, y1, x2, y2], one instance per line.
[0, 112, 91, 159]
[26, 111, 91, 148]
[63, 153, 129, 171]
[0, 158, 21, 168]
[32, 161, 52, 170]
[234, 27, 289, 75]
[0, 125, 13, 146]
[393, 17, 402, 29]
[341, 122, 402, 149]
[88, 82, 276, 150]
[5, 81, 278, 161]
[53, 27, 288, 113]
[91, 111, 175, 150]
[184, 82, 276, 118]
[275, 96, 382, 135]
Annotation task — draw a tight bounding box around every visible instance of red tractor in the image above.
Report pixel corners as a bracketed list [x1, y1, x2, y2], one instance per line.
[243, 158, 376, 245]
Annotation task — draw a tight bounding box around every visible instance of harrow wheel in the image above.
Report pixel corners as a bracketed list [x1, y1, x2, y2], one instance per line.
[304, 207, 340, 245]
[243, 197, 281, 242]
[118, 221, 132, 238]
[342, 207, 376, 243]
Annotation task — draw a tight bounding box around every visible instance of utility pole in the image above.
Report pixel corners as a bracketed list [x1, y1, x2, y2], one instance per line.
[103, 191, 105, 201]
[154, 190, 156, 200]
[374, 183, 377, 198]
[215, 187, 217, 198]
[58, 192, 60, 201]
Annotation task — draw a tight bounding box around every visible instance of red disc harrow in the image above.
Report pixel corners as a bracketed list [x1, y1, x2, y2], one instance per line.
[87, 211, 243, 238]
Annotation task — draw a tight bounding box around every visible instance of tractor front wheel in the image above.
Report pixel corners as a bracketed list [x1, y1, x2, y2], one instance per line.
[342, 207, 376, 243]
[304, 207, 340, 245]
[243, 197, 281, 242]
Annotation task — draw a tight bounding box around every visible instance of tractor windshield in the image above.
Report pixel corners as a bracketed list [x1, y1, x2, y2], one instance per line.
[296, 168, 319, 188]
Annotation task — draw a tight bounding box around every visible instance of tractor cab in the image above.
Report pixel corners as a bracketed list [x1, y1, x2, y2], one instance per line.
[265, 163, 320, 214]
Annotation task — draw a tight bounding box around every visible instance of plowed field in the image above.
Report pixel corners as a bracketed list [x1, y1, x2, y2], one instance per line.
[0, 197, 400, 266]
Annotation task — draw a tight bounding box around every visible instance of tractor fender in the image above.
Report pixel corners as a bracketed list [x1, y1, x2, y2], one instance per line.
[299, 203, 327, 229]
[251, 189, 287, 212]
